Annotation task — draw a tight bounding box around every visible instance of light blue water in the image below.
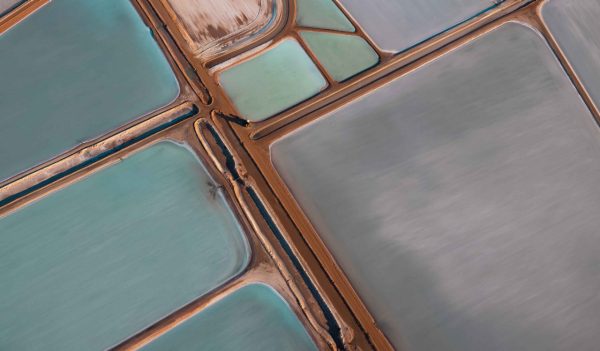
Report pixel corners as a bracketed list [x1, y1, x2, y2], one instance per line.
[0, 142, 249, 350]
[141, 284, 318, 351]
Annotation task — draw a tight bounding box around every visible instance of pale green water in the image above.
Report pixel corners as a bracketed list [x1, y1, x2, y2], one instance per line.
[0, 0, 179, 181]
[295, 0, 354, 32]
[301, 31, 378, 81]
[219, 38, 327, 121]
[141, 284, 318, 351]
[0, 142, 249, 351]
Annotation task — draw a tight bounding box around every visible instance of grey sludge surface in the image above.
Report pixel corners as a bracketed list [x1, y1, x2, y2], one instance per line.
[542, 0, 600, 111]
[338, 0, 494, 53]
[272, 22, 600, 351]
[0, 0, 22, 15]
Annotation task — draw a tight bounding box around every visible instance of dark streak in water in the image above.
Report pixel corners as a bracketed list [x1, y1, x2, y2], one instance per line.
[0, 105, 198, 208]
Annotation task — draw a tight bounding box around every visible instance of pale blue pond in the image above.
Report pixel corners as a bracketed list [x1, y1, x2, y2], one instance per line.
[141, 284, 318, 351]
[0, 142, 249, 350]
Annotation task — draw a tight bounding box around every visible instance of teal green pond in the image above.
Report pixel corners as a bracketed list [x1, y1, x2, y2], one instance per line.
[0, 142, 249, 351]
[141, 284, 318, 351]
[219, 38, 327, 122]
[0, 0, 179, 182]
[295, 0, 355, 32]
[301, 31, 379, 82]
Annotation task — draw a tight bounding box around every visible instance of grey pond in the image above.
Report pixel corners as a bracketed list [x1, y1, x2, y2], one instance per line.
[272, 22, 600, 351]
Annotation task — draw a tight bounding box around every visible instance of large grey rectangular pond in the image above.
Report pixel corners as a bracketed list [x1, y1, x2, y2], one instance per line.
[338, 0, 496, 53]
[542, 0, 600, 110]
[272, 22, 600, 351]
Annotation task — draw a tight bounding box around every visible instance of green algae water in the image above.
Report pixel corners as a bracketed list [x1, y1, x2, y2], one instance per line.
[218, 38, 326, 122]
[300, 31, 378, 82]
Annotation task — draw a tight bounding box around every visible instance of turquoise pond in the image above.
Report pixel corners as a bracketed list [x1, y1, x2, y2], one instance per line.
[141, 284, 318, 351]
[0, 142, 249, 350]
